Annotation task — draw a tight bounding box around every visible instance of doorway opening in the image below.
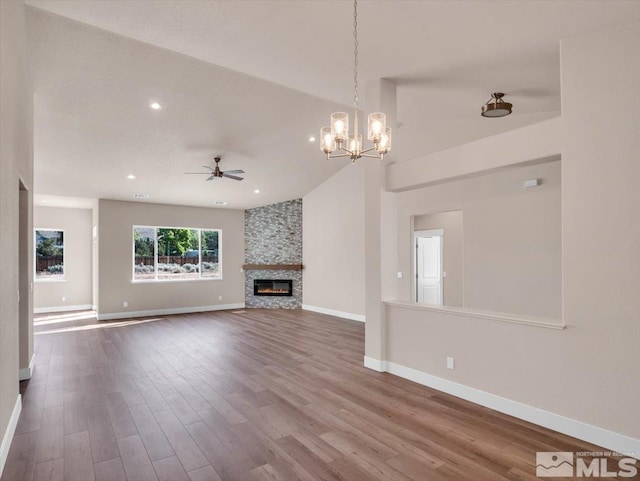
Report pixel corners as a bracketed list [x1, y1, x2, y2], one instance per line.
[18, 180, 33, 381]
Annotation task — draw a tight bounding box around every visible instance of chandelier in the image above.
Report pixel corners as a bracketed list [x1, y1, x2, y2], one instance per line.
[320, 0, 391, 163]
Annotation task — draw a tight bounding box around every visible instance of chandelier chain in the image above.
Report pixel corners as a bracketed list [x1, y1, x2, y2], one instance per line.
[353, 0, 359, 110]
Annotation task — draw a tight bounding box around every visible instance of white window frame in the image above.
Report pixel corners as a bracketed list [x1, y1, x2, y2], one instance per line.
[34, 228, 66, 282]
[132, 225, 222, 283]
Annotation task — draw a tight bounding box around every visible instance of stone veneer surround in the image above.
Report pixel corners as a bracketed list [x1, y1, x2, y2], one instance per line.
[244, 199, 302, 308]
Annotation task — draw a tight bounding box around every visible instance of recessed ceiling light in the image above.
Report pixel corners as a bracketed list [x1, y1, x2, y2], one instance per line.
[127, 174, 136, 180]
[308, 136, 316, 142]
[150, 102, 162, 110]
[214, 201, 227, 206]
[132, 193, 150, 199]
[254, 189, 260, 194]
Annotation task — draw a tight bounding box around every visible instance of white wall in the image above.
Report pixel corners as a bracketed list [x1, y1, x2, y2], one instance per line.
[303, 163, 365, 319]
[559, 22, 640, 440]
[0, 0, 33, 475]
[98, 199, 245, 318]
[402, 161, 562, 319]
[387, 117, 562, 192]
[34, 206, 93, 311]
[375, 23, 640, 452]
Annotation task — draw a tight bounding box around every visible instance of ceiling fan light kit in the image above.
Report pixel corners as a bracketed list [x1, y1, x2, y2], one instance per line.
[481, 92, 513, 118]
[320, 0, 391, 164]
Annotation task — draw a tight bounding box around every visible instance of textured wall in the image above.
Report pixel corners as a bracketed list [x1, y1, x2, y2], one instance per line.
[245, 199, 302, 308]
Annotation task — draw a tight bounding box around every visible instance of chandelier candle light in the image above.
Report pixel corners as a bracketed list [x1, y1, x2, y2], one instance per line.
[321, 0, 391, 163]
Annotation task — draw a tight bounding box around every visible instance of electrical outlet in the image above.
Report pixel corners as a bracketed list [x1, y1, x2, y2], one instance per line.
[62, 296, 66, 302]
[218, 296, 222, 301]
[123, 301, 128, 308]
[396, 272, 403, 279]
[446, 357, 455, 370]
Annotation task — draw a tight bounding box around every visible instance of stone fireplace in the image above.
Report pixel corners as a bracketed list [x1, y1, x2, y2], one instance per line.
[244, 199, 302, 308]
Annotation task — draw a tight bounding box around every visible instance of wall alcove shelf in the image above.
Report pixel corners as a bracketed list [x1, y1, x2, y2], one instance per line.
[243, 264, 304, 271]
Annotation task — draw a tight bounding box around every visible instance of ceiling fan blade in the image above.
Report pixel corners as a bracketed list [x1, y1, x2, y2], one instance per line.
[202, 165, 215, 170]
[222, 174, 244, 181]
[206, 175, 216, 181]
[184, 172, 210, 174]
[222, 169, 244, 175]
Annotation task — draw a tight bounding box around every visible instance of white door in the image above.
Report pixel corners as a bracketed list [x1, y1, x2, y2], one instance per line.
[415, 230, 444, 304]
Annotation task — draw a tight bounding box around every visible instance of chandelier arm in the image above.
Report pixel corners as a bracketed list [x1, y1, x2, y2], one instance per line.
[338, 145, 355, 155]
[328, 153, 355, 159]
[360, 146, 378, 154]
[361, 153, 384, 159]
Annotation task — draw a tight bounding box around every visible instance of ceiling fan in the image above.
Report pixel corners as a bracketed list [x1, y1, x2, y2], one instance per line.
[184, 156, 245, 181]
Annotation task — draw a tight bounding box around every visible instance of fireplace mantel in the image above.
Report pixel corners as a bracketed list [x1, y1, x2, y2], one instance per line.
[243, 264, 303, 271]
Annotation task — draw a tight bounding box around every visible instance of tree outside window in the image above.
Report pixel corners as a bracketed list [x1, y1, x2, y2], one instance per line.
[133, 226, 221, 281]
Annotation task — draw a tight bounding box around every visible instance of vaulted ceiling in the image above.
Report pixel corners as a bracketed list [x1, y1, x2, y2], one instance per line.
[26, 0, 640, 209]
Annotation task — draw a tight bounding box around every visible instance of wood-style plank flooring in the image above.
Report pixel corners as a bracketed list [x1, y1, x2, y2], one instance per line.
[2, 309, 631, 480]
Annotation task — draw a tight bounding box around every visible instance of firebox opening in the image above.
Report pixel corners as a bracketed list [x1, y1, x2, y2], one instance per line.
[254, 279, 293, 296]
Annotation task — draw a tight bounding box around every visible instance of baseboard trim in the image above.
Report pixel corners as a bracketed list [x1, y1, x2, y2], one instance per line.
[97, 303, 246, 321]
[34, 304, 93, 314]
[18, 354, 35, 381]
[302, 304, 365, 323]
[364, 356, 386, 372]
[0, 395, 22, 478]
[364, 358, 640, 458]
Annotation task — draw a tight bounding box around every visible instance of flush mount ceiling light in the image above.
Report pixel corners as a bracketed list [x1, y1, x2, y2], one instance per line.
[150, 102, 161, 110]
[320, 0, 391, 163]
[481, 92, 513, 118]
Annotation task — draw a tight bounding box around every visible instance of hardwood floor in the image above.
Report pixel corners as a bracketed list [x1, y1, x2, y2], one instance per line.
[2, 309, 632, 480]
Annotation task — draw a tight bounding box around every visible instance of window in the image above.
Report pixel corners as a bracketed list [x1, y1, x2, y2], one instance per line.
[35, 229, 64, 280]
[133, 226, 221, 281]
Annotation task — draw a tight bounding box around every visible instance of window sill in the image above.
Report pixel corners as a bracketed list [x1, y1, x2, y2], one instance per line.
[131, 277, 224, 284]
[384, 300, 565, 330]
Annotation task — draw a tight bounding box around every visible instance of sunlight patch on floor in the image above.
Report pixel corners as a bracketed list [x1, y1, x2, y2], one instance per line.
[34, 310, 97, 326]
[35, 317, 165, 335]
